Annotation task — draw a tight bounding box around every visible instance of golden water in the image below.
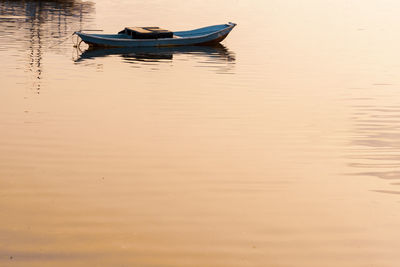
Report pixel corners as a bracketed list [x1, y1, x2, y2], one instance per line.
[1, 0, 400, 266]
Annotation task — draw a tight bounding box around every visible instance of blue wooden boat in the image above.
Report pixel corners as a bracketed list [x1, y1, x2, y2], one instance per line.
[74, 22, 236, 47]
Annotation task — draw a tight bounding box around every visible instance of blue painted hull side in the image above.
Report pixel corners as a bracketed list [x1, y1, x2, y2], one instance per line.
[75, 23, 236, 47]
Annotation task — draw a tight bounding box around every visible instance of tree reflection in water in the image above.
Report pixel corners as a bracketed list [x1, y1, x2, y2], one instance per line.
[0, 0, 94, 92]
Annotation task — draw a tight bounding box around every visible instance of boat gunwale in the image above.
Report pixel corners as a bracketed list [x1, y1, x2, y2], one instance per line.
[75, 23, 236, 43]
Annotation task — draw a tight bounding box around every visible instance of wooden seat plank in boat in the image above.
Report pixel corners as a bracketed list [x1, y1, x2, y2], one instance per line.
[123, 27, 173, 39]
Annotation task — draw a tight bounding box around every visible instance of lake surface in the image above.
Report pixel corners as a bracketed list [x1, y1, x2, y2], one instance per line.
[1, 0, 400, 266]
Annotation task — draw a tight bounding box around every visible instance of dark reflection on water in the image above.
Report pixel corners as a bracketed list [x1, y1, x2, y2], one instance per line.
[347, 95, 400, 194]
[0, 0, 94, 43]
[0, 0, 94, 92]
[74, 44, 236, 73]
[373, 190, 400, 195]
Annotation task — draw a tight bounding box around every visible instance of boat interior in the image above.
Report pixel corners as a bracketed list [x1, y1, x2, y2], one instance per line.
[86, 23, 233, 40]
[118, 27, 173, 39]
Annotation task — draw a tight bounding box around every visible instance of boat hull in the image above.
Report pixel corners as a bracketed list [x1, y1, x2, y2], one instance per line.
[75, 23, 236, 48]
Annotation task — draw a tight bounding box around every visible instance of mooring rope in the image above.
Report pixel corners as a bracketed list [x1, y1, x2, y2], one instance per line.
[47, 32, 76, 49]
[71, 32, 83, 48]
[48, 29, 102, 49]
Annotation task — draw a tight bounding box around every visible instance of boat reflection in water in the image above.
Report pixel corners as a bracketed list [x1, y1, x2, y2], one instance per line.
[74, 44, 236, 73]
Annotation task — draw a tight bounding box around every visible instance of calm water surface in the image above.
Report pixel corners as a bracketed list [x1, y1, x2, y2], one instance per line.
[2, 0, 400, 266]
